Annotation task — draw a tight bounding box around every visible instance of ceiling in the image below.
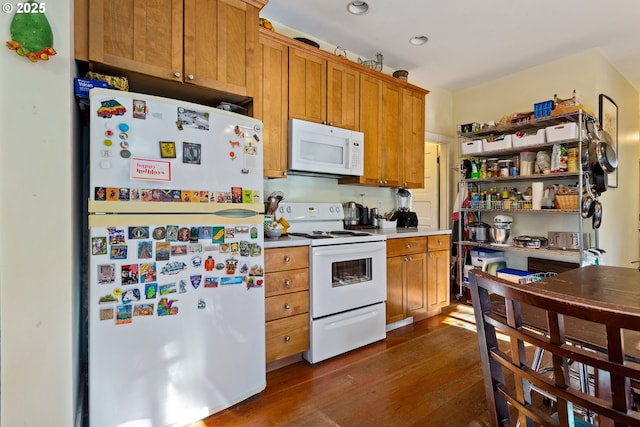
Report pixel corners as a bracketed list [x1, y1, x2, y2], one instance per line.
[261, 0, 640, 92]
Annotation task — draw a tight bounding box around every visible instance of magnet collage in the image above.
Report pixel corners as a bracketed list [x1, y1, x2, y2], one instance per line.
[92, 223, 264, 326]
[94, 186, 261, 204]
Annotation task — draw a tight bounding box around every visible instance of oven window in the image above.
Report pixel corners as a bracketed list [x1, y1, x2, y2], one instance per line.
[332, 257, 372, 287]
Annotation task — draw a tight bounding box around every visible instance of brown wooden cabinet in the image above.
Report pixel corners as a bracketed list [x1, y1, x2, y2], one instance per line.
[256, 29, 289, 178]
[264, 246, 309, 363]
[87, 0, 259, 97]
[386, 234, 450, 325]
[288, 47, 359, 130]
[340, 78, 403, 187]
[402, 88, 426, 188]
[427, 235, 451, 312]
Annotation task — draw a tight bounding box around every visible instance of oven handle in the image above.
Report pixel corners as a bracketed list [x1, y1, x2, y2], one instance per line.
[312, 243, 385, 258]
[326, 307, 382, 328]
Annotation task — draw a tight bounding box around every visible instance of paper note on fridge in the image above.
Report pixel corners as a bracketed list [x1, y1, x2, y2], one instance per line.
[130, 158, 172, 182]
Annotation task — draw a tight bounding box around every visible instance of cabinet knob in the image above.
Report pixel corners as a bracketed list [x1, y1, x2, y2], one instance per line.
[284, 335, 291, 342]
[408, 256, 413, 261]
[329, 122, 334, 126]
[379, 180, 384, 184]
[283, 256, 291, 263]
[284, 279, 291, 286]
[383, 180, 388, 185]
[405, 244, 411, 249]
[187, 74, 194, 80]
[403, 256, 409, 262]
[403, 182, 408, 187]
[173, 72, 181, 78]
[284, 303, 291, 310]
[283, 171, 288, 176]
[438, 240, 443, 245]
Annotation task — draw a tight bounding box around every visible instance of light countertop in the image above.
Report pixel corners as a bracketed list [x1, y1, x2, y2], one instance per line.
[264, 227, 451, 248]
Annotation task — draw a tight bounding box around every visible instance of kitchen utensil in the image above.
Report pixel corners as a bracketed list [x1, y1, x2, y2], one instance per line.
[594, 139, 618, 173]
[490, 227, 511, 244]
[396, 188, 413, 211]
[370, 208, 379, 228]
[592, 162, 608, 194]
[469, 222, 491, 243]
[358, 204, 370, 225]
[592, 200, 602, 229]
[343, 201, 358, 226]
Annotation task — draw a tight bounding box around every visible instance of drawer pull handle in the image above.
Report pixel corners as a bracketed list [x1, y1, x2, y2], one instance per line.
[284, 279, 291, 286]
[284, 335, 291, 342]
[408, 256, 413, 261]
[284, 256, 291, 263]
[405, 244, 411, 249]
[284, 303, 291, 310]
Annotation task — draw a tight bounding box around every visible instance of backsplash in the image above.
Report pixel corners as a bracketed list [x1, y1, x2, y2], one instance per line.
[264, 176, 397, 216]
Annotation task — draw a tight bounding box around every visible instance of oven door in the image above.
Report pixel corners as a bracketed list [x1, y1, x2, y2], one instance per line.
[310, 241, 386, 318]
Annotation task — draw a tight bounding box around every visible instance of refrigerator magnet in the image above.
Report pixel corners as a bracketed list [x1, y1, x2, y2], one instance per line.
[212, 226, 225, 242]
[140, 262, 157, 283]
[231, 187, 242, 203]
[92, 237, 107, 255]
[182, 142, 201, 164]
[97, 263, 116, 284]
[138, 241, 153, 259]
[160, 261, 187, 275]
[171, 245, 187, 256]
[121, 264, 139, 285]
[178, 280, 187, 294]
[177, 227, 190, 242]
[145, 283, 158, 300]
[242, 190, 252, 203]
[204, 277, 219, 289]
[189, 275, 202, 290]
[108, 227, 125, 244]
[133, 304, 154, 316]
[122, 288, 141, 304]
[115, 305, 133, 325]
[99, 307, 114, 321]
[128, 226, 149, 239]
[188, 243, 203, 253]
[197, 299, 206, 309]
[157, 298, 178, 316]
[107, 188, 119, 201]
[159, 283, 177, 295]
[159, 141, 176, 158]
[166, 225, 179, 241]
[189, 227, 199, 243]
[156, 242, 170, 261]
[118, 188, 130, 201]
[191, 255, 203, 268]
[98, 293, 118, 304]
[198, 226, 212, 240]
[177, 107, 209, 131]
[204, 256, 215, 271]
[132, 100, 147, 119]
[152, 227, 166, 240]
[110, 245, 127, 260]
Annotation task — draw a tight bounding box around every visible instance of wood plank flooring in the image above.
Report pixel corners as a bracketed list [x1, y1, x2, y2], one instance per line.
[195, 304, 493, 427]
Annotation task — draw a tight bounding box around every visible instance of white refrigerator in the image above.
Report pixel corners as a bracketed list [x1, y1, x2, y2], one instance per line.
[87, 88, 265, 427]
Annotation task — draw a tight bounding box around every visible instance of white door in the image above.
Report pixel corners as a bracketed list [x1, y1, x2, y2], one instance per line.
[413, 142, 440, 228]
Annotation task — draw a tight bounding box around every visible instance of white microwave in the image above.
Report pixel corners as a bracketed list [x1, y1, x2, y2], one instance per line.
[288, 119, 364, 177]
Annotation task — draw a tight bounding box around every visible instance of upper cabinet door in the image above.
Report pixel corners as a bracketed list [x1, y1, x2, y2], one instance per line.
[402, 88, 426, 188]
[257, 32, 290, 178]
[326, 62, 359, 131]
[288, 48, 327, 124]
[89, 0, 184, 81]
[357, 73, 383, 186]
[380, 82, 403, 187]
[184, 0, 258, 96]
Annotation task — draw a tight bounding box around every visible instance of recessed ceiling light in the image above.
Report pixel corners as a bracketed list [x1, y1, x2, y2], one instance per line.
[410, 36, 429, 46]
[347, 1, 369, 15]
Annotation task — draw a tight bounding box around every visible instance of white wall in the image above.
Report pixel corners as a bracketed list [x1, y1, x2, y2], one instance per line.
[0, 2, 76, 425]
[453, 50, 639, 267]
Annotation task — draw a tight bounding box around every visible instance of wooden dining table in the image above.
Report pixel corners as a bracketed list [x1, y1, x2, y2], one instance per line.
[494, 265, 640, 359]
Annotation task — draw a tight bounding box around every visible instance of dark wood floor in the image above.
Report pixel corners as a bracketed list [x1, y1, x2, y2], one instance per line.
[196, 303, 493, 427]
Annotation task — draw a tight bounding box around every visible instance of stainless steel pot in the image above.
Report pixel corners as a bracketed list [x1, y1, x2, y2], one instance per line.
[594, 140, 618, 173]
[469, 222, 491, 243]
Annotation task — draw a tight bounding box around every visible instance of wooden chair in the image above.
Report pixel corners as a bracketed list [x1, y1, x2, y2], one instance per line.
[469, 269, 640, 427]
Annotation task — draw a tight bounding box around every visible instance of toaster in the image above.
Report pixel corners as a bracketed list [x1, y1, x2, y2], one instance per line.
[547, 231, 586, 251]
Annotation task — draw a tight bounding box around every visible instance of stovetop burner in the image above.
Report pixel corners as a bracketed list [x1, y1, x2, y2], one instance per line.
[287, 232, 333, 239]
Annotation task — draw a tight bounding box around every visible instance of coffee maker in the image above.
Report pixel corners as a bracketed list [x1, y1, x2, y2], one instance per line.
[395, 188, 418, 228]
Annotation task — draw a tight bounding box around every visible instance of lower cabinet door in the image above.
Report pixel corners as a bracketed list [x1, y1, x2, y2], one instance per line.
[405, 252, 428, 320]
[265, 313, 309, 362]
[386, 256, 405, 324]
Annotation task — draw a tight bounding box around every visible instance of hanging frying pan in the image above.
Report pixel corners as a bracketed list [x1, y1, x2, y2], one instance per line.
[592, 200, 602, 229]
[594, 131, 618, 174]
[591, 162, 608, 195]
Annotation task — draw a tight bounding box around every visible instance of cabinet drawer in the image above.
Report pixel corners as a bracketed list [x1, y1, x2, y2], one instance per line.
[266, 313, 309, 362]
[428, 234, 450, 252]
[387, 237, 427, 257]
[265, 268, 309, 296]
[265, 291, 309, 321]
[265, 246, 309, 271]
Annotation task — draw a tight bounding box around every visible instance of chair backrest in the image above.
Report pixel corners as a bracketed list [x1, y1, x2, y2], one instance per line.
[469, 269, 640, 427]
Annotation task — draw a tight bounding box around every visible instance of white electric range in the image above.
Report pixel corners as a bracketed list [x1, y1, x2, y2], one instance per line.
[276, 202, 387, 363]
